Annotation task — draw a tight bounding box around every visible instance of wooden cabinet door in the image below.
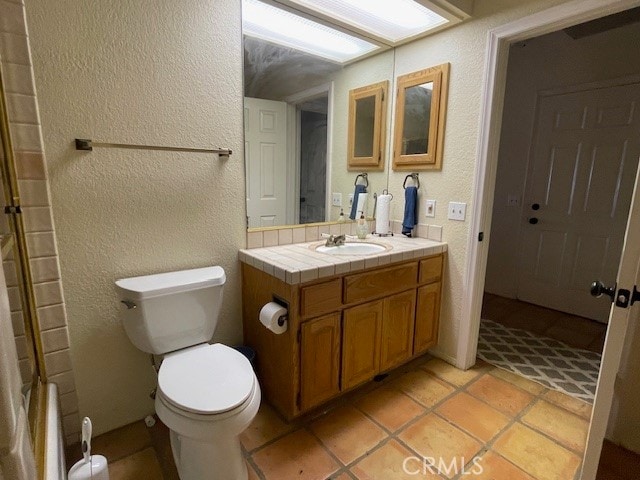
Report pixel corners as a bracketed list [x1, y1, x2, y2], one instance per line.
[414, 283, 441, 355]
[342, 300, 383, 390]
[380, 290, 416, 371]
[300, 313, 341, 411]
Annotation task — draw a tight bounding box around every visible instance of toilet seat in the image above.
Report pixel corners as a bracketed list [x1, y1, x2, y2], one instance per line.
[158, 343, 255, 415]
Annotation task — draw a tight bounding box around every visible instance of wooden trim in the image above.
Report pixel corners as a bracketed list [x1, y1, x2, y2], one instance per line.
[347, 80, 388, 171]
[392, 63, 450, 171]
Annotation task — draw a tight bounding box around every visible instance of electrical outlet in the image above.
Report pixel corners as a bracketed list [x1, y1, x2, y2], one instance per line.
[425, 199, 436, 217]
[348, 193, 354, 207]
[332, 192, 342, 207]
[448, 202, 466, 221]
[507, 194, 520, 207]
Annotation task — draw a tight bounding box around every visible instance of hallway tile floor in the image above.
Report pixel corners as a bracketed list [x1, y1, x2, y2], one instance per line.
[477, 319, 600, 402]
[70, 357, 598, 480]
[482, 294, 607, 354]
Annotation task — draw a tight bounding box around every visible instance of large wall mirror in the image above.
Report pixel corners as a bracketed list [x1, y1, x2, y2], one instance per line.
[242, 8, 394, 229]
[393, 63, 450, 171]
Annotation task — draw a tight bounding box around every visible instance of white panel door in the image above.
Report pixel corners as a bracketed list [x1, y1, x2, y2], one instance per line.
[518, 83, 640, 322]
[244, 97, 287, 228]
[581, 161, 640, 479]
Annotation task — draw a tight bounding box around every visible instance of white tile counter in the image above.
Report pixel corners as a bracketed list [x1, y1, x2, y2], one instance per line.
[239, 236, 447, 285]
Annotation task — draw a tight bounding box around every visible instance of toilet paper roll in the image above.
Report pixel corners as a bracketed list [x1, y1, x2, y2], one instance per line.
[375, 194, 392, 235]
[259, 302, 288, 334]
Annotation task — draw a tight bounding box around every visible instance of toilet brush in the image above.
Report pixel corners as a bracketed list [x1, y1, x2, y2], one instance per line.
[68, 417, 110, 480]
[82, 417, 91, 464]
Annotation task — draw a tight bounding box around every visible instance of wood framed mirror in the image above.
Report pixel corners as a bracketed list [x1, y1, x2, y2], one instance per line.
[393, 63, 449, 171]
[347, 80, 388, 171]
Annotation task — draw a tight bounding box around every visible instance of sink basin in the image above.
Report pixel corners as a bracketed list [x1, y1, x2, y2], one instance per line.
[315, 242, 387, 255]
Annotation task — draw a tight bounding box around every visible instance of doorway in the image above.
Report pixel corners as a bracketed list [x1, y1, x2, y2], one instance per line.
[459, 2, 640, 479]
[297, 96, 328, 224]
[480, 23, 640, 404]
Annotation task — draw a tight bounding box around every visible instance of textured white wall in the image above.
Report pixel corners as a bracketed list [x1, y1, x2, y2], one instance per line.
[484, 25, 640, 298]
[387, 0, 574, 360]
[329, 50, 395, 220]
[22, 0, 600, 436]
[25, 0, 245, 435]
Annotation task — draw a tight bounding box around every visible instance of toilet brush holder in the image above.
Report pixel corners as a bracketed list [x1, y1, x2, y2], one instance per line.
[67, 417, 110, 480]
[68, 455, 110, 480]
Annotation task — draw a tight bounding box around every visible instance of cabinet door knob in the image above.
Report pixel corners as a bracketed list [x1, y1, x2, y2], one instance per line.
[528, 217, 538, 225]
[531, 203, 540, 210]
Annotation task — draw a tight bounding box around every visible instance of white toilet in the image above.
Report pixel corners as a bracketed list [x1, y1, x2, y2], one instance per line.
[115, 266, 260, 480]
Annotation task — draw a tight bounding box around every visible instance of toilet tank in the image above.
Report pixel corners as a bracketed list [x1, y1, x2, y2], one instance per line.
[115, 267, 226, 355]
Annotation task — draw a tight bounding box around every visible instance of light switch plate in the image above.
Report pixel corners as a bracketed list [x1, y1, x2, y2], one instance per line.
[448, 202, 466, 221]
[425, 199, 436, 217]
[348, 193, 354, 207]
[332, 192, 342, 207]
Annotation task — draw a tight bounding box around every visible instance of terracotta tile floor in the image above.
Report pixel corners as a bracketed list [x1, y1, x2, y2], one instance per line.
[482, 293, 607, 354]
[70, 357, 608, 480]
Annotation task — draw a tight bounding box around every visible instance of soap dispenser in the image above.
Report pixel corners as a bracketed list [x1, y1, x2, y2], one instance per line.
[356, 211, 368, 239]
[337, 208, 346, 223]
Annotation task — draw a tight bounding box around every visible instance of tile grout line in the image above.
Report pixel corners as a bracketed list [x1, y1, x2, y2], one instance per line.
[246, 358, 589, 480]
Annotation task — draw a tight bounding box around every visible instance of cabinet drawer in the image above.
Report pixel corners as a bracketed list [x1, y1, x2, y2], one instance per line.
[344, 262, 418, 304]
[419, 255, 443, 284]
[300, 278, 342, 318]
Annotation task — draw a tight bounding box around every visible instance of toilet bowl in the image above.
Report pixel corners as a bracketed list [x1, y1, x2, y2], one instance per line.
[155, 344, 261, 480]
[115, 267, 260, 480]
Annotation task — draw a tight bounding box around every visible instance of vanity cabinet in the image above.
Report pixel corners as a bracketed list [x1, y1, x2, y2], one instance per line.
[241, 252, 444, 420]
[381, 290, 416, 371]
[342, 300, 383, 390]
[300, 313, 341, 411]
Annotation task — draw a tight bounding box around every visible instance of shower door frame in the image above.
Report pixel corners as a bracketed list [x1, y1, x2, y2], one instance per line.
[0, 61, 48, 479]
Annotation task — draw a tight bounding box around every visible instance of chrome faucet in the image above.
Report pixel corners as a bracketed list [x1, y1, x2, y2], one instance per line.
[325, 234, 346, 247]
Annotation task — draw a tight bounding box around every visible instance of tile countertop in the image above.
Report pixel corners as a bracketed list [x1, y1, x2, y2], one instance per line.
[238, 236, 447, 285]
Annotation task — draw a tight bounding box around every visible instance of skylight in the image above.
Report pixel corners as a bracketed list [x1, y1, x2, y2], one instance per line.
[285, 0, 449, 43]
[242, 0, 380, 64]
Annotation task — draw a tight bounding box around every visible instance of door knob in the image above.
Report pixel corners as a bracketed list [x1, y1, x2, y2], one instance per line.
[590, 280, 616, 301]
[528, 217, 538, 225]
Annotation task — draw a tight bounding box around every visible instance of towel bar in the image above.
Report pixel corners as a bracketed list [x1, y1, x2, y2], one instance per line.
[75, 138, 232, 159]
[403, 173, 420, 189]
[354, 172, 369, 187]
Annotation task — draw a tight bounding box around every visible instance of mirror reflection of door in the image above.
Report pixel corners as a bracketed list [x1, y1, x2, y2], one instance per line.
[298, 96, 328, 224]
[244, 97, 288, 228]
[354, 96, 375, 157]
[401, 82, 433, 155]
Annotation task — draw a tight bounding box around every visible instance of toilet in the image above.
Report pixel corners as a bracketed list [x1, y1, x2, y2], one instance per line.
[115, 266, 260, 480]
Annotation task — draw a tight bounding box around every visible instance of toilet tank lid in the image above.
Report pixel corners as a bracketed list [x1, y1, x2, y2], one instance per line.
[115, 266, 225, 300]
